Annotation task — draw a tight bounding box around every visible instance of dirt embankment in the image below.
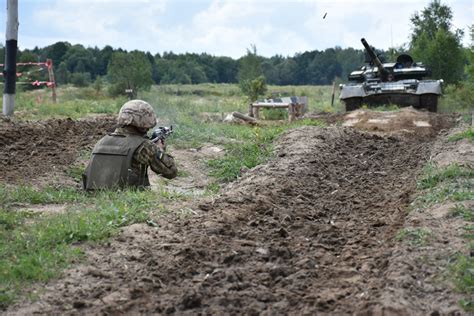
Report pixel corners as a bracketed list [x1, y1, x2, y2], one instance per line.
[0, 116, 116, 186]
[8, 122, 459, 315]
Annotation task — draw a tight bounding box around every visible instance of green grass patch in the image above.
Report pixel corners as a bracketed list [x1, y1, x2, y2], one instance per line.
[0, 185, 87, 208]
[395, 227, 432, 246]
[415, 162, 474, 312]
[207, 119, 326, 182]
[451, 254, 474, 311]
[0, 187, 163, 308]
[451, 204, 474, 222]
[449, 128, 474, 143]
[417, 163, 474, 190]
[412, 163, 474, 211]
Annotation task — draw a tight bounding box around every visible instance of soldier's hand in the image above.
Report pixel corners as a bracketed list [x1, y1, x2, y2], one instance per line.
[157, 138, 166, 152]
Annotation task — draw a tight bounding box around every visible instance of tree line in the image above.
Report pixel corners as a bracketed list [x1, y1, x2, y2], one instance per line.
[0, 42, 365, 87]
[0, 0, 471, 98]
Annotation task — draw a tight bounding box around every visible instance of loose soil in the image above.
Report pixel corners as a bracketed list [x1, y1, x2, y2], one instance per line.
[1, 109, 471, 315]
[0, 116, 117, 187]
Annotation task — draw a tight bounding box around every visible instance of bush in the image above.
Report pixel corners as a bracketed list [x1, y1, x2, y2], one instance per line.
[440, 81, 474, 112]
[70, 72, 91, 87]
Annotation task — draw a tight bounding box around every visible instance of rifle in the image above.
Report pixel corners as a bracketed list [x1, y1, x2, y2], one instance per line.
[150, 125, 173, 143]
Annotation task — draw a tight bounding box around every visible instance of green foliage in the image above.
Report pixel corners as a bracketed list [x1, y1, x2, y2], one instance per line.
[0, 185, 87, 207]
[70, 72, 91, 87]
[410, 0, 463, 43]
[93, 76, 104, 94]
[440, 82, 474, 112]
[412, 29, 465, 84]
[410, 1, 465, 84]
[108, 51, 153, 98]
[449, 128, 474, 143]
[238, 46, 267, 102]
[395, 227, 432, 246]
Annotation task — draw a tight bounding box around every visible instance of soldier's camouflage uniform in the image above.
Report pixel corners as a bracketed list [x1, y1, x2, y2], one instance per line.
[83, 100, 177, 190]
[117, 126, 177, 179]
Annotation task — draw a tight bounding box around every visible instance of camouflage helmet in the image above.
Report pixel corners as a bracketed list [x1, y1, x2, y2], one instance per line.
[117, 100, 157, 129]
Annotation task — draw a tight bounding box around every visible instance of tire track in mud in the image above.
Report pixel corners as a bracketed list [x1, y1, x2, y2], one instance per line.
[7, 126, 433, 315]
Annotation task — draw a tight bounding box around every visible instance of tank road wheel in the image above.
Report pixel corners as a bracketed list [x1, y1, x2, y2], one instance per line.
[344, 98, 362, 112]
[420, 94, 438, 112]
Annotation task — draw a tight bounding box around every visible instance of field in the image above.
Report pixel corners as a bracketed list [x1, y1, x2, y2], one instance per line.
[1, 84, 473, 314]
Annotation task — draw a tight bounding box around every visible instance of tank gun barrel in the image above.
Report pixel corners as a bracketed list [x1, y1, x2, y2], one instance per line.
[361, 38, 389, 81]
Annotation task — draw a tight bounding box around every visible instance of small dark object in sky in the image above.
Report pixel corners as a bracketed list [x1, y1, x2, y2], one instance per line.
[323, 12, 327, 19]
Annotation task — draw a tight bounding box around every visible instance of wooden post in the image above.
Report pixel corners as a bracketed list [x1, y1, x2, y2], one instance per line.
[248, 103, 254, 117]
[288, 104, 296, 122]
[2, 0, 19, 117]
[331, 81, 336, 107]
[46, 59, 57, 103]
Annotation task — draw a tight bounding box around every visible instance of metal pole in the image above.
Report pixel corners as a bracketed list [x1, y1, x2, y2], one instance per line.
[3, 0, 19, 117]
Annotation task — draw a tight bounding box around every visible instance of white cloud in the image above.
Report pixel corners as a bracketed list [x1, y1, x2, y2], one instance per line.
[31, 0, 167, 49]
[4, 0, 472, 58]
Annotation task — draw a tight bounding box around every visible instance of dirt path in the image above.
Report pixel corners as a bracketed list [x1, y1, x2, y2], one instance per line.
[7, 123, 447, 315]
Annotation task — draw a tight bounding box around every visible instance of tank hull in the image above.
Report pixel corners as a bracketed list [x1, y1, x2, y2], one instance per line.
[340, 79, 442, 112]
[343, 93, 438, 112]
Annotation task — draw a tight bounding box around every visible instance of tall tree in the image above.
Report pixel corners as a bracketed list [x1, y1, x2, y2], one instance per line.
[238, 45, 267, 105]
[409, 0, 464, 83]
[107, 50, 153, 98]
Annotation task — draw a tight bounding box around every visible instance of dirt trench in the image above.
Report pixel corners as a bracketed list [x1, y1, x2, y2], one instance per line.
[6, 123, 447, 315]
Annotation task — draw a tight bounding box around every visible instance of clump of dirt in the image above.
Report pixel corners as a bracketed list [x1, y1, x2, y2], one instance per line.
[0, 117, 116, 186]
[8, 124, 449, 315]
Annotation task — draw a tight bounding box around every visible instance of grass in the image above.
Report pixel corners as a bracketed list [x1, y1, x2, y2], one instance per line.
[448, 127, 474, 143]
[417, 163, 474, 190]
[0, 187, 163, 308]
[450, 204, 474, 222]
[395, 227, 432, 246]
[414, 161, 474, 311]
[411, 163, 474, 211]
[207, 119, 326, 182]
[451, 254, 474, 311]
[440, 82, 474, 113]
[0, 185, 87, 208]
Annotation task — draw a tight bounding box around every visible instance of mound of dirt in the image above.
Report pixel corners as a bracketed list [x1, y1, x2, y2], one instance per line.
[9, 125, 447, 315]
[341, 107, 455, 138]
[0, 117, 116, 186]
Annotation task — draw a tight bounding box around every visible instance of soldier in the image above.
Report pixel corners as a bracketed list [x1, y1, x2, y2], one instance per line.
[83, 100, 177, 190]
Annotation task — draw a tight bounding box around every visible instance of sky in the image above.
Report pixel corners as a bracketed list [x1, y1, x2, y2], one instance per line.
[0, 0, 472, 59]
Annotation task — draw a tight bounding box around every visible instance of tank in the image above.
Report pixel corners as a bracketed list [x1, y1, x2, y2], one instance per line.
[339, 38, 443, 112]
